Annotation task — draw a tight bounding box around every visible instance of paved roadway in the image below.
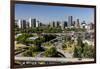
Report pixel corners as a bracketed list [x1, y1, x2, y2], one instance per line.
[57, 49, 73, 58]
[15, 57, 94, 62]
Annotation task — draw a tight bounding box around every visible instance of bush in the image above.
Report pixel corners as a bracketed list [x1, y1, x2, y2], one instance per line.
[83, 43, 94, 58]
[74, 42, 94, 58]
[74, 46, 82, 58]
[16, 33, 33, 45]
[44, 47, 57, 57]
[29, 45, 40, 52]
[22, 45, 41, 57]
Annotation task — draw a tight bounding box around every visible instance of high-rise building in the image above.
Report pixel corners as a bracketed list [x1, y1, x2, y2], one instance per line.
[50, 21, 55, 27]
[68, 16, 73, 27]
[36, 20, 39, 27]
[50, 21, 60, 28]
[15, 19, 27, 29]
[90, 23, 94, 30]
[20, 19, 27, 29]
[26, 21, 29, 28]
[29, 18, 38, 28]
[16, 19, 21, 28]
[86, 22, 94, 31]
[38, 22, 43, 27]
[61, 21, 67, 30]
[75, 19, 80, 28]
[72, 21, 75, 26]
[63, 21, 67, 28]
[56, 21, 60, 27]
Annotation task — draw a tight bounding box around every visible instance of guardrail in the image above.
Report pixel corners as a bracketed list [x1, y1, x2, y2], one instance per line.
[15, 57, 94, 62]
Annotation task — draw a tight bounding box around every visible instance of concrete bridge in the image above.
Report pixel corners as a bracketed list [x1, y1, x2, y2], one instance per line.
[15, 57, 94, 63]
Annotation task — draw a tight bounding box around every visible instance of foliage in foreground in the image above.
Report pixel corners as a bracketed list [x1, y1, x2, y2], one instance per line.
[74, 36, 94, 58]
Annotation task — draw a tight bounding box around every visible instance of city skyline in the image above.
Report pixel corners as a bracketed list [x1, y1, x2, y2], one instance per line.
[15, 4, 94, 24]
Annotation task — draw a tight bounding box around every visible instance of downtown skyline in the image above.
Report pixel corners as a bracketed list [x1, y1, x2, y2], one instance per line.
[15, 4, 94, 24]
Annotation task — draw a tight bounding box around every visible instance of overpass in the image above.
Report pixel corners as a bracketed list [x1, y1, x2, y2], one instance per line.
[15, 57, 94, 63]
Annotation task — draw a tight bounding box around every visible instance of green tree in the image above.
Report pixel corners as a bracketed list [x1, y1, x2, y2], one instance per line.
[74, 36, 84, 58]
[43, 34, 56, 42]
[83, 43, 94, 58]
[33, 37, 45, 47]
[77, 36, 83, 47]
[74, 46, 82, 58]
[22, 45, 41, 57]
[44, 47, 57, 57]
[29, 45, 40, 52]
[16, 33, 33, 45]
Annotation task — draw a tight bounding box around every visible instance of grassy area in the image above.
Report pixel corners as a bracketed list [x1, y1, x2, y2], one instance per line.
[32, 52, 40, 57]
[43, 42, 53, 48]
[15, 42, 26, 49]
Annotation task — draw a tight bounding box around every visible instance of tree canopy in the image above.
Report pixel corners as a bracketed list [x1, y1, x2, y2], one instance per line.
[44, 47, 57, 57]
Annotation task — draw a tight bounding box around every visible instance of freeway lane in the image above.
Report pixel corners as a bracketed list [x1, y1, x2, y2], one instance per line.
[15, 57, 94, 62]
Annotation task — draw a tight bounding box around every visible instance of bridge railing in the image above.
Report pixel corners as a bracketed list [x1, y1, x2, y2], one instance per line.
[15, 57, 94, 63]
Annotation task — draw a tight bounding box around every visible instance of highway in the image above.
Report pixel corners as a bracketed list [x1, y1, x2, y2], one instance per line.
[15, 57, 94, 62]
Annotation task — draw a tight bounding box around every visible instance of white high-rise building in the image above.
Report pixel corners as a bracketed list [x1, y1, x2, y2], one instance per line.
[29, 18, 38, 28]
[36, 20, 39, 27]
[15, 19, 29, 29]
[16, 19, 21, 28]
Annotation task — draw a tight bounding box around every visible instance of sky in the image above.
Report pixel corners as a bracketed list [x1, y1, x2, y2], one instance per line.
[15, 4, 94, 24]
